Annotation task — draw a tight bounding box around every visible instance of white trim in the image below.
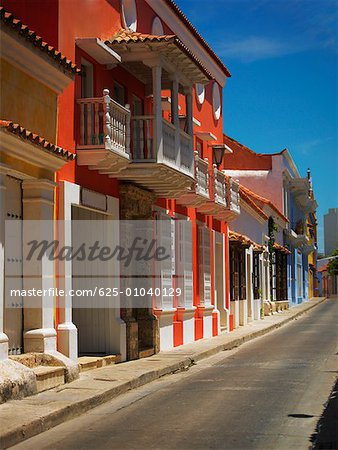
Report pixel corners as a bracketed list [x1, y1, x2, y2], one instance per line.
[151, 16, 164, 35]
[241, 199, 267, 224]
[192, 117, 201, 127]
[280, 149, 301, 178]
[195, 83, 205, 104]
[196, 131, 217, 142]
[224, 170, 270, 177]
[145, 0, 227, 86]
[76, 38, 121, 66]
[121, 0, 137, 32]
[212, 82, 221, 120]
[57, 181, 126, 361]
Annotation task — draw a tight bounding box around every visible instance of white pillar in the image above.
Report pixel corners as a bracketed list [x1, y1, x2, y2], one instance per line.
[0, 168, 9, 360]
[22, 179, 57, 353]
[184, 85, 193, 137]
[57, 181, 78, 361]
[170, 76, 180, 168]
[152, 64, 163, 162]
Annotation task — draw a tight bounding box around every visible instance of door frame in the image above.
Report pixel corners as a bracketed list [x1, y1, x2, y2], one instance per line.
[57, 181, 126, 361]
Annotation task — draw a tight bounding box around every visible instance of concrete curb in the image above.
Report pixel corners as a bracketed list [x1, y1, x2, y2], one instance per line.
[0, 298, 326, 449]
[189, 297, 327, 362]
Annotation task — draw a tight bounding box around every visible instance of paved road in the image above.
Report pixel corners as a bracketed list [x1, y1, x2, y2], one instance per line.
[13, 299, 338, 450]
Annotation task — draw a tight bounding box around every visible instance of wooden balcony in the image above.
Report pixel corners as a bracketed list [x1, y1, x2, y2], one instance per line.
[284, 227, 308, 248]
[200, 168, 240, 220]
[177, 152, 212, 207]
[76, 89, 131, 173]
[178, 156, 240, 220]
[115, 116, 195, 197]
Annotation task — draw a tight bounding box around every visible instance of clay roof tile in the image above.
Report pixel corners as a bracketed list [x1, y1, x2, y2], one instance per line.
[106, 29, 213, 80]
[0, 6, 80, 75]
[0, 120, 75, 161]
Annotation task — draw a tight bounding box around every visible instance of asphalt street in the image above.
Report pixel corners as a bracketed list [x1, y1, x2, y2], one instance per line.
[12, 298, 338, 450]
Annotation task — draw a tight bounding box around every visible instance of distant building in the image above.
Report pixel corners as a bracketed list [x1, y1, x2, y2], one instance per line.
[324, 208, 338, 256]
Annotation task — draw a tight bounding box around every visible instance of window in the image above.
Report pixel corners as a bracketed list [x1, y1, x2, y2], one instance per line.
[176, 219, 193, 308]
[198, 225, 211, 306]
[253, 252, 260, 299]
[274, 251, 288, 301]
[196, 139, 203, 158]
[230, 243, 246, 301]
[81, 59, 93, 98]
[114, 82, 126, 106]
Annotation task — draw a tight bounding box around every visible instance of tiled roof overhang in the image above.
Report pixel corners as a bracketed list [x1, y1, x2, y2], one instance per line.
[164, 0, 231, 77]
[239, 186, 269, 220]
[0, 6, 80, 76]
[106, 30, 212, 83]
[229, 230, 264, 251]
[0, 120, 75, 161]
[240, 185, 289, 223]
[273, 242, 291, 255]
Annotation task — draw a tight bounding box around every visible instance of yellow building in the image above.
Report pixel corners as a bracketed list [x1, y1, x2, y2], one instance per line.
[0, 6, 79, 403]
[306, 169, 318, 298]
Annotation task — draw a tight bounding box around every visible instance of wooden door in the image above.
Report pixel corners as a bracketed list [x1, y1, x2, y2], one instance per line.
[72, 206, 113, 355]
[4, 176, 23, 355]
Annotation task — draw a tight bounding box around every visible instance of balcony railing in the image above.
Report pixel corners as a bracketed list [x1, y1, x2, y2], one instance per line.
[77, 89, 131, 155]
[228, 178, 240, 214]
[195, 154, 210, 199]
[180, 130, 194, 174]
[131, 115, 194, 175]
[214, 168, 227, 207]
[131, 115, 154, 161]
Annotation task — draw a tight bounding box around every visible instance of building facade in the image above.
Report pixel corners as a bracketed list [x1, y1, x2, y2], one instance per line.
[0, 0, 241, 367]
[324, 208, 338, 257]
[0, 4, 79, 401]
[0, 0, 319, 404]
[223, 135, 317, 307]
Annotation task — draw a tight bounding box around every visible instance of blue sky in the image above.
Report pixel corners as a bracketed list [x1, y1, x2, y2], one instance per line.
[176, 0, 337, 253]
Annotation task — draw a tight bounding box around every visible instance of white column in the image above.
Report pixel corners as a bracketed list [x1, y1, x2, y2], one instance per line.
[170, 76, 180, 168]
[22, 179, 57, 353]
[152, 64, 163, 162]
[0, 168, 9, 360]
[184, 85, 193, 137]
[57, 181, 78, 361]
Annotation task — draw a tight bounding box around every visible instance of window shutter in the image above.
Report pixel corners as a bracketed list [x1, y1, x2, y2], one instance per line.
[156, 212, 173, 309]
[183, 220, 193, 308]
[203, 228, 211, 307]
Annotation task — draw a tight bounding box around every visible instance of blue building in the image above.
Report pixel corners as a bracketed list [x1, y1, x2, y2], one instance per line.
[283, 162, 317, 305]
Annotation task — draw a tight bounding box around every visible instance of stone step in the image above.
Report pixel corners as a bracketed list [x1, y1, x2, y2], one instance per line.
[77, 355, 121, 372]
[139, 347, 155, 359]
[9, 353, 37, 368]
[32, 366, 65, 393]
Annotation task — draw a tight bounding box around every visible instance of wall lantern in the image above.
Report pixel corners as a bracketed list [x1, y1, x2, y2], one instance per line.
[212, 145, 226, 168]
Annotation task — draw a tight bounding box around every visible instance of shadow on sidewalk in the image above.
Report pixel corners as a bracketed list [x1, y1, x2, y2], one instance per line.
[310, 375, 338, 449]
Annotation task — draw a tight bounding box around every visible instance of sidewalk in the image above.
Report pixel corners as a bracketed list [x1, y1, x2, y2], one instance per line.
[0, 297, 326, 449]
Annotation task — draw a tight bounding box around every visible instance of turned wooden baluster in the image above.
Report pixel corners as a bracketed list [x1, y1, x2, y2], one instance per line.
[146, 119, 151, 159]
[86, 103, 93, 146]
[125, 104, 130, 153]
[103, 89, 111, 148]
[94, 101, 99, 145]
[80, 103, 85, 145]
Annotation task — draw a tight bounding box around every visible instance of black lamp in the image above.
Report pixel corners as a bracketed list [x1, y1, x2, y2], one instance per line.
[212, 145, 226, 168]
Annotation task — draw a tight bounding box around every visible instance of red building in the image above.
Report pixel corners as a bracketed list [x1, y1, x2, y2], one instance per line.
[1, 0, 242, 363]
